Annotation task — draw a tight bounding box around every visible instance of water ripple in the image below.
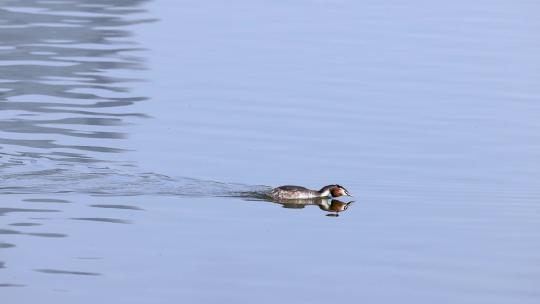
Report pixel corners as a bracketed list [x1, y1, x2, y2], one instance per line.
[89, 204, 143, 210]
[35, 268, 101, 276]
[0, 0, 153, 168]
[0, 207, 59, 216]
[0, 283, 25, 287]
[71, 217, 131, 224]
[0, 166, 270, 196]
[0, 243, 16, 249]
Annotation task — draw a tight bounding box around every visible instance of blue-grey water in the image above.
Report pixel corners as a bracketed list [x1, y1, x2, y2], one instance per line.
[1, 1, 540, 303]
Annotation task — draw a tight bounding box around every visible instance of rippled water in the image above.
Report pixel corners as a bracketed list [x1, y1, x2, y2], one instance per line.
[2, 0, 540, 303]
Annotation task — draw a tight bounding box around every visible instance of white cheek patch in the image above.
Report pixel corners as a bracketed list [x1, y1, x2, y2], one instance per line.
[320, 189, 331, 197]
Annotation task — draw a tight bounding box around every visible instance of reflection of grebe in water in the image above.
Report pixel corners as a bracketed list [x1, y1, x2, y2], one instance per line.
[270, 197, 354, 217]
[318, 199, 353, 217]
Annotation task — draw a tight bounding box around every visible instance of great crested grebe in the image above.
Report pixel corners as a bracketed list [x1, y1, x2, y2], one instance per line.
[268, 184, 352, 200]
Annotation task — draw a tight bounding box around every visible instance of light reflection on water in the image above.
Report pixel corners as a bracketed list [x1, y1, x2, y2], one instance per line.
[0, 0, 151, 167]
[0, 0, 157, 295]
[1, 0, 540, 303]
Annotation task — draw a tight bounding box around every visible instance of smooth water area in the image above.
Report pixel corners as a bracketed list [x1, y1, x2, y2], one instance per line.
[1, 1, 540, 303]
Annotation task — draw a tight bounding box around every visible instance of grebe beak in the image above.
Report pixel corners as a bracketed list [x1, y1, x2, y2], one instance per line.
[344, 189, 353, 197]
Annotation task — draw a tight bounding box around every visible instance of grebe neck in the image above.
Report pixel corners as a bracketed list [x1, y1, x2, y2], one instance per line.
[318, 185, 334, 197]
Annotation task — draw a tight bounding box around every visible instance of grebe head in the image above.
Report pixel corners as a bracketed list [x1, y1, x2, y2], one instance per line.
[319, 184, 352, 197]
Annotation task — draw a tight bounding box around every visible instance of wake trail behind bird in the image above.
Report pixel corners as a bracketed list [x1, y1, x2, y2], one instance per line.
[0, 165, 271, 197]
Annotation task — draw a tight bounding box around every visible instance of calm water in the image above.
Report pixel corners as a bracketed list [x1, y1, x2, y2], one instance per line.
[2, 0, 540, 303]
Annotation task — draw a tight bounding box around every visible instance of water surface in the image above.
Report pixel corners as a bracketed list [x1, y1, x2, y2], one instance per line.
[1, 0, 540, 303]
